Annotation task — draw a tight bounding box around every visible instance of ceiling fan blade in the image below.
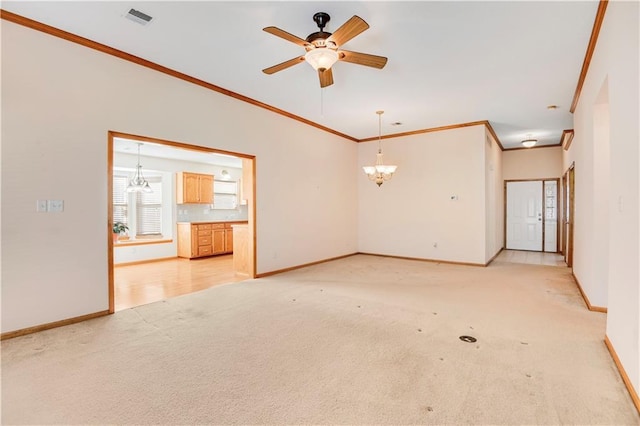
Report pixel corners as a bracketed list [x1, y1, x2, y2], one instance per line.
[318, 68, 334, 88]
[326, 15, 369, 47]
[338, 50, 388, 69]
[262, 56, 306, 75]
[263, 26, 311, 48]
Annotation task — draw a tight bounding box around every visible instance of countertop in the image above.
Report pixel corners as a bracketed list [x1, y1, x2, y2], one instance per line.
[177, 220, 248, 225]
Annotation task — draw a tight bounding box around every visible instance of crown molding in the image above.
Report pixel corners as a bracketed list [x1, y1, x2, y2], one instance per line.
[357, 120, 505, 151]
[0, 9, 358, 143]
[570, 0, 608, 113]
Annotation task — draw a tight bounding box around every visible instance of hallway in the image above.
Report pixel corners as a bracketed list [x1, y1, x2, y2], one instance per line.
[496, 249, 566, 267]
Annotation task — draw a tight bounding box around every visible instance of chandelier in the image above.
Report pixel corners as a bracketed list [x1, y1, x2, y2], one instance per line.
[126, 143, 152, 193]
[362, 110, 397, 187]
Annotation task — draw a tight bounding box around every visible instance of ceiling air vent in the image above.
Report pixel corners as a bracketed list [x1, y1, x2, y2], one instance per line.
[125, 8, 153, 26]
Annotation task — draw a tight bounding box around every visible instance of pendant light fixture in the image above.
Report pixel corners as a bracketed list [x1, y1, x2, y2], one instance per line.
[362, 110, 397, 187]
[126, 143, 152, 193]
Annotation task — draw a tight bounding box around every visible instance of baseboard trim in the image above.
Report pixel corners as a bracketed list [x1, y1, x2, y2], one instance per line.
[485, 248, 504, 266]
[358, 252, 486, 267]
[115, 256, 178, 267]
[1, 310, 111, 340]
[572, 273, 608, 312]
[604, 335, 640, 414]
[256, 253, 358, 278]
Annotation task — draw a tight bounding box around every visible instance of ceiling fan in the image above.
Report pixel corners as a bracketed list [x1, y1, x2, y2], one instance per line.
[262, 12, 388, 88]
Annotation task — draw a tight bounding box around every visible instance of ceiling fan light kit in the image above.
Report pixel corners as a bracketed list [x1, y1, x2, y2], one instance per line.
[304, 48, 339, 71]
[262, 12, 387, 88]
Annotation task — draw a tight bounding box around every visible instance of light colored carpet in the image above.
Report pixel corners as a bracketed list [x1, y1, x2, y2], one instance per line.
[2, 254, 639, 425]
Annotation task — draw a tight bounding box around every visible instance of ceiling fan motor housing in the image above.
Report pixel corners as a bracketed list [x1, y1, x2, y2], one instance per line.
[307, 12, 333, 48]
[306, 31, 332, 47]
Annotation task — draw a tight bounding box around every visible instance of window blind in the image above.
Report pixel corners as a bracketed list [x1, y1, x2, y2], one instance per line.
[113, 175, 129, 225]
[136, 177, 163, 237]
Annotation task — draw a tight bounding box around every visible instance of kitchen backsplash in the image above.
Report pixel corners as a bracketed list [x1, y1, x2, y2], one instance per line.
[177, 204, 248, 222]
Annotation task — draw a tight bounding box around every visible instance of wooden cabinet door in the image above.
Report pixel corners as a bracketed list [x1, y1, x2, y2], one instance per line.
[212, 229, 225, 254]
[183, 173, 200, 203]
[199, 174, 214, 204]
[177, 172, 214, 204]
[224, 229, 233, 253]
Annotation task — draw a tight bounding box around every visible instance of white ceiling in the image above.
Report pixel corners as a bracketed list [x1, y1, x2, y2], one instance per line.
[114, 137, 243, 167]
[3, 1, 598, 149]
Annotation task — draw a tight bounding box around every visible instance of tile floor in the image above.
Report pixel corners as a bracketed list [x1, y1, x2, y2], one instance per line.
[496, 249, 567, 267]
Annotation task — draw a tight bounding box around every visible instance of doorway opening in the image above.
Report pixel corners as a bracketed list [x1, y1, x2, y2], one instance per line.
[107, 131, 256, 313]
[505, 178, 560, 253]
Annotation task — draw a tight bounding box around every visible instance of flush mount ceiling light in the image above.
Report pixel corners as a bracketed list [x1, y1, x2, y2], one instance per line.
[521, 139, 537, 148]
[126, 143, 152, 193]
[363, 111, 398, 187]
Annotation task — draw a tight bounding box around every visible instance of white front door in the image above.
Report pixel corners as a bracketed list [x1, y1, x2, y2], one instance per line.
[506, 181, 543, 251]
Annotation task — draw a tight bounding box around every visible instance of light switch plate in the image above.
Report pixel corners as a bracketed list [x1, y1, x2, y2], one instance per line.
[36, 200, 48, 212]
[48, 200, 64, 213]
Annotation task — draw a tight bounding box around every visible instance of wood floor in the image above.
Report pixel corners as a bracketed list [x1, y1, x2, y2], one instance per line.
[114, 255, 248, 311]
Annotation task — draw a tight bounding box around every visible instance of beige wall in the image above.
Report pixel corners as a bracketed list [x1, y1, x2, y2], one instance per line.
[485, 130, 504, 262]
[565, 1, 639, 396]
[502, 146, 563, 181]
[357, 125, 490, 265]
[1, 21, 358, 333]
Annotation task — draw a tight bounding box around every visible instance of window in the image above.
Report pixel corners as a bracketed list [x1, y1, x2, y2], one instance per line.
[136, 177, 162, 237]
[112, 173, 165, 239]
[113, 174, 129, 225]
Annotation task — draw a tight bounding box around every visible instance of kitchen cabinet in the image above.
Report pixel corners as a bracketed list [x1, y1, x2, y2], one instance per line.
[224, 223, 234, 253]
[177, 223, 213, 258]
[212, 224, 226, 254]
[176, 172, 214, 204]
[177, 221, 246, 259]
